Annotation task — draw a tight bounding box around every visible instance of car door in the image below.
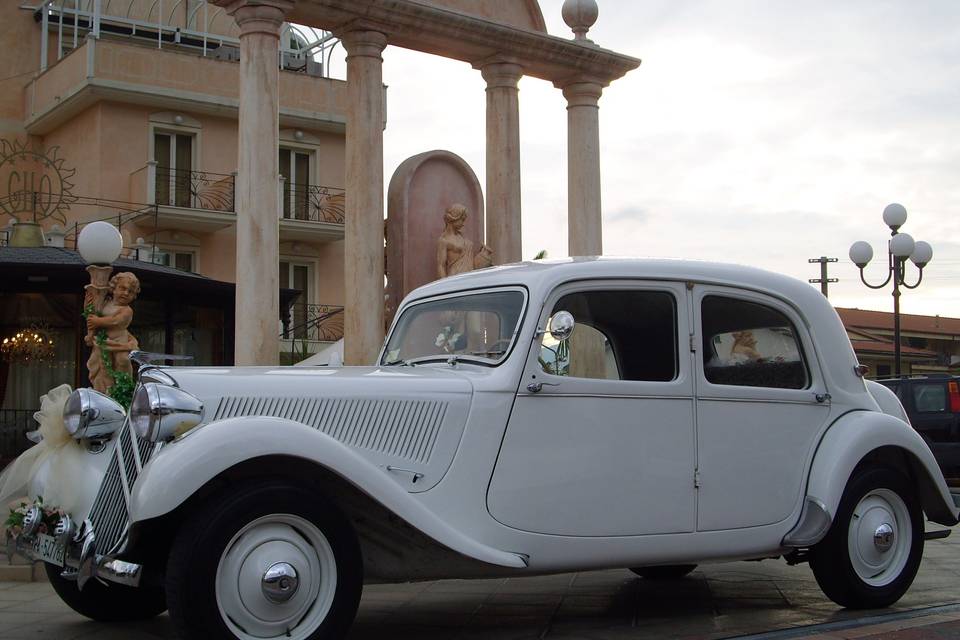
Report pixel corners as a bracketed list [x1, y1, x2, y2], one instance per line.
[693, 286, 832, 531]
[487, 280, 697, 537]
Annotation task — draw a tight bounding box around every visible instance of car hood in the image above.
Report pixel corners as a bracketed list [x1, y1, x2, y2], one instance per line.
[148, 365, 476, 492]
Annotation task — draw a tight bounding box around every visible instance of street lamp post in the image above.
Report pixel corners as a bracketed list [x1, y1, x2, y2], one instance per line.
[849, 203, 934, 377]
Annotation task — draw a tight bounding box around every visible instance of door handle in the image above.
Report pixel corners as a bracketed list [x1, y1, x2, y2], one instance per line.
[527, 382, 560, 393]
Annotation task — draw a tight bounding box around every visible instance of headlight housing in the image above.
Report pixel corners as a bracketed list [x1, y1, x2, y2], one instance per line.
[130, 383, 204, 443]
[62, 389, 126, 440]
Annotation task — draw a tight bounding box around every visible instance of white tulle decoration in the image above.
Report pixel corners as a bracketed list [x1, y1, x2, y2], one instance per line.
[0, 384, 97, 517]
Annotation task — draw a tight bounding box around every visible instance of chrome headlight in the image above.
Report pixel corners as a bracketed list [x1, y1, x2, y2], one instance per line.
[62, 389, 126, 440]
[130, 383, 204, 443]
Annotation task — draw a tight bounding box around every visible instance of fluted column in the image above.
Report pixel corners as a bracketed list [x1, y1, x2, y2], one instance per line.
[221, 0, 291, 365]
[342, 29, 387, 365]
[562, 79, 604, 257]
[480, 61, 523, 264]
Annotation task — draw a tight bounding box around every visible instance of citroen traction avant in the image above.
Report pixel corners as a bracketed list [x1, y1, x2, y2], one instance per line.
[17, 258, 960, 640]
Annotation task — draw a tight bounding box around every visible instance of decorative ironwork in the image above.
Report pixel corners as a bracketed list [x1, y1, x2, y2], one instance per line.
[0, 139, 77, 226]
[284, 184, 345, 224]
[156, 166, 235, 212]
[284, 304, 344, 342]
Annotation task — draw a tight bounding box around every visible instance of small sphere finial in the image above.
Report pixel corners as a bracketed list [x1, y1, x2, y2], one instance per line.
[562, 0, 599, 42]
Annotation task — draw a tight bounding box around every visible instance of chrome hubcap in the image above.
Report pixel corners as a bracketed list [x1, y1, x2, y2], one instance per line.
[847, 488, 911, 587]
[215, 514, 338, 640]
[262, 561, 300, 603]
[874, 523, 895, 552]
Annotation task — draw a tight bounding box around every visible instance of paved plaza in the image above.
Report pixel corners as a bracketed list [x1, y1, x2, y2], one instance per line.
[0, 528, 959, 639]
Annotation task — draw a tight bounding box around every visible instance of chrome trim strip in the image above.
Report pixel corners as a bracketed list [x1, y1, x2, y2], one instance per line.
[696, 396, 826, 406]
[517, 394, 690, 400]
[128, 421, 145, 473]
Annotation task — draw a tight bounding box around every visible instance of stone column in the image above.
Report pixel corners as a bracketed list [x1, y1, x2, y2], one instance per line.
[223, 0, 291, 365]
[342, 29, 388, 365]
[480, 61, 523, 264]
[561, 79, 604, 257]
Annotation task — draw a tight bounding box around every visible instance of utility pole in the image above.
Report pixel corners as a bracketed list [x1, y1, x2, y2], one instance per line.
[808, 256, 838, 297]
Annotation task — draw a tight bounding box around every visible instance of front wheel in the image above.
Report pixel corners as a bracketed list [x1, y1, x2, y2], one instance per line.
[809, 466, 923, 609]
[166, 481, 363, 640]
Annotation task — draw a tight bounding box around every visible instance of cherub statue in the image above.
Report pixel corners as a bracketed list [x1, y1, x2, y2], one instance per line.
[85, 272, 140, 394]
[436, 203, 493, 279]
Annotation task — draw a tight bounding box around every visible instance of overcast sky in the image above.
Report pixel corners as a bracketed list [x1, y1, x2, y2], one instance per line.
[337, 1, 960, 318]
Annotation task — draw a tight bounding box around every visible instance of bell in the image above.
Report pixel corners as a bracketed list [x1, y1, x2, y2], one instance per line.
[9, 222, 46, 247]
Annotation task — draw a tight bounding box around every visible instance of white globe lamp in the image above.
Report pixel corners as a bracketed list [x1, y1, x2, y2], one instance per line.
[848, 241, 873, 268]
[910, 240, 933, 267]
[882, 203, 908, 230]
[77, 221, 123, 265]
[890, 232, 915, 258]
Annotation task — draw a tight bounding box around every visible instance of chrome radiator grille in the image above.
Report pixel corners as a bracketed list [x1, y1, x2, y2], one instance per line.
[87, 420, 159, 555]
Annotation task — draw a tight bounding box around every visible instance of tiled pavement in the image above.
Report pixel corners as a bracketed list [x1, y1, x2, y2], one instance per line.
[1, 531, 960, 639]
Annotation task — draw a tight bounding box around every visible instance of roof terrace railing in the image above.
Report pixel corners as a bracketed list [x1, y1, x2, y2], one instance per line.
[24, 0, 342, 79]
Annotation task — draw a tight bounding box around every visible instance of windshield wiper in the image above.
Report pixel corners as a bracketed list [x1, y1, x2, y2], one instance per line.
[382, 358, 414, 367]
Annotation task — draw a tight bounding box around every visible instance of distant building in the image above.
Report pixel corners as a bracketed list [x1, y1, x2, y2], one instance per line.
[837, 308, 960, 378]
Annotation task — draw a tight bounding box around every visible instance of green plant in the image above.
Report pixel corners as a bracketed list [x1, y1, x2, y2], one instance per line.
[82, 303, 134, 409]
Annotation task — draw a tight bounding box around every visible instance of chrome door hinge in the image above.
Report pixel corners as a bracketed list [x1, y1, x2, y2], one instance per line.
[689, 335, 697, 352]
[694, 469, 701, 489]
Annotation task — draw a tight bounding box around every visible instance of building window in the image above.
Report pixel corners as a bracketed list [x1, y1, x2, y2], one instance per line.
[876, 364, 892, 377]
[279, 148, 313, 220]
[147, 249, 195, 273]
[280, 260, 314, 338]
[155, 132, 194, 207]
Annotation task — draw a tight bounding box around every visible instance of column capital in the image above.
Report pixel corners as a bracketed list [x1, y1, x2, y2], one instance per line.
[559, 78, 605, 108]
[339, 28, 388, 61]
[479, 60, 524, 90]
[214, 0, 292, 37]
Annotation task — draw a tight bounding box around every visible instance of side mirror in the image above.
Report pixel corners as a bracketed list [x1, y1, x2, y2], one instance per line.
[548, 311, 575, 342]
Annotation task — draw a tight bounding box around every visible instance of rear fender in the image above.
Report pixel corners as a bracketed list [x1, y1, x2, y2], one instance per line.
[806, 411, 959, 528]
[128, 417, 526, 568]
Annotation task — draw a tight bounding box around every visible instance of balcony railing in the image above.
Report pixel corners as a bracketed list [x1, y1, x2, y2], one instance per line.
[282, 304, 344, 342]
[134, 162, 235, 212]
[282, 183, 345, 224]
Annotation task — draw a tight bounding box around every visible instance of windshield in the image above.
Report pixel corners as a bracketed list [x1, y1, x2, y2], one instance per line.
[382, 289, 526, 366]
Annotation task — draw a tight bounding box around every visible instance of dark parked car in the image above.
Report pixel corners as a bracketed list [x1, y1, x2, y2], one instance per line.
[876, 375, 960, 477]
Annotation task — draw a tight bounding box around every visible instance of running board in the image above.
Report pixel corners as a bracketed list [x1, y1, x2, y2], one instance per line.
[924, 529, 952, 541]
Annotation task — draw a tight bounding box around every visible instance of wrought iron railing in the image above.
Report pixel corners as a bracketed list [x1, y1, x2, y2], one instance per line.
[282, 183, 345, 224]
[0, 409, 37, 464]
[282, 304, 344, 342]
[155, 166, 235, 212]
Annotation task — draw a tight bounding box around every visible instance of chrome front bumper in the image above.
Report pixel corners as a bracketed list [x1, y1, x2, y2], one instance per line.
[15, 520, 143, 589]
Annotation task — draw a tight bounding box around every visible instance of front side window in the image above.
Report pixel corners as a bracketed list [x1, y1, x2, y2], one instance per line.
[382, 290, 525, 366]
[702, 295, 808, 389]
[539, 289, 678, 382]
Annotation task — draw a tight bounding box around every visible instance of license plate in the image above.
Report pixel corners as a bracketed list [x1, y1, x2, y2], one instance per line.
[32, 533, 64, 567]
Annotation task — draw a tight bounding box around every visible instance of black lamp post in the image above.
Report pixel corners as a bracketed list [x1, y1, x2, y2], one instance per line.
[849, 203, 933, 377]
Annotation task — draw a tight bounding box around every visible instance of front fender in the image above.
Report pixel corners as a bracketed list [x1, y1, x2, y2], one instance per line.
[129, 417, 526, 569]
[807, 410, 959, 527]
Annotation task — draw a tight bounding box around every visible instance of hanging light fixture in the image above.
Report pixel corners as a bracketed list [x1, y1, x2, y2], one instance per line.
[0, 325, 55, 364]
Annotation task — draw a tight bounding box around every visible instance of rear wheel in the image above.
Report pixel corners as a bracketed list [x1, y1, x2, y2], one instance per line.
[629, 564, 697, 579]
[45, 562, 166, 621]
[810, 466, 923, 609]
[166, 481, 363, 640]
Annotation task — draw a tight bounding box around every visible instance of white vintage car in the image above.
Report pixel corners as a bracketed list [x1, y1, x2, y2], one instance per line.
[15, 258, 960, 640]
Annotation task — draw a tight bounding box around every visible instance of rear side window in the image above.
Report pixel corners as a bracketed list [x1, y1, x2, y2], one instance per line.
[913, 384, 948, 413]
[701, 295, 808, 390]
